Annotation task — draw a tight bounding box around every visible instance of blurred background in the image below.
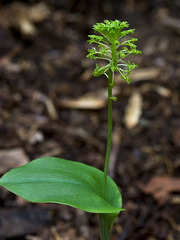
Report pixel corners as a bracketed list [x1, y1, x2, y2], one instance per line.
[0, 0, 180, 239]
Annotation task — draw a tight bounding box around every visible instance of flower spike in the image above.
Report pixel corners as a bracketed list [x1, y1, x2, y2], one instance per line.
[87, 20, 141, 85]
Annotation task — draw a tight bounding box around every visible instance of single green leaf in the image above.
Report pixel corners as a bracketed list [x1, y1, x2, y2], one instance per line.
[0, 157, 122, 214]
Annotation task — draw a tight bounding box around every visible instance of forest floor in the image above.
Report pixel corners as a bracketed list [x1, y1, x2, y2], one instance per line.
[0, 1, 180, 239]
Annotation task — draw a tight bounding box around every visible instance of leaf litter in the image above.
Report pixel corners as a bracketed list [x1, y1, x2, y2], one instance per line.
[0, 0, 180, 239]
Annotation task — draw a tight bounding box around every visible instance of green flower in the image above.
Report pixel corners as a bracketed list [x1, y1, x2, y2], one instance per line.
[87, 20, 141, 84]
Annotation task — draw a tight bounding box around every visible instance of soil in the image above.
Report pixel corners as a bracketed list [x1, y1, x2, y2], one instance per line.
[0, 0, 180, 239]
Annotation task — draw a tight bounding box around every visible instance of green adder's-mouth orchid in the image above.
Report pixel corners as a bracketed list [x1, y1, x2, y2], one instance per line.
[0, 20, 141, 240]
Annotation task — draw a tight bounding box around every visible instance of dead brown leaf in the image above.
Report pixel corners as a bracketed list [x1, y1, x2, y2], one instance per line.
[58, 98, 106, 109]
[0, 148, 29, 174]
[57, 87, 120, 110]
[128, 67, 160, 81]
[124, 91, 143, 129]
[141, 176, 180, 204]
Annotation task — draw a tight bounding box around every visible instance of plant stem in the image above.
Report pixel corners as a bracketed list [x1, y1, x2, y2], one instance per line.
[102, 68, 113, 199]
[99, 214, 110, 240]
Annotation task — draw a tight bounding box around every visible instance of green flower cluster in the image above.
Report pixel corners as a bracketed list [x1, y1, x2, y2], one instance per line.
[87, 20, 141, 84]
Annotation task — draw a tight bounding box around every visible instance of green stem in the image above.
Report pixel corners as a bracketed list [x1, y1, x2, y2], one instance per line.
[99, 211, 119, 240]
[99, 214, 110, 240]
[102, 69, 113, 199]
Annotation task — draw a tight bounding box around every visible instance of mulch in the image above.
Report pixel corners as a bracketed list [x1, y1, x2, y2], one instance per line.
[0, 0, 180, 239]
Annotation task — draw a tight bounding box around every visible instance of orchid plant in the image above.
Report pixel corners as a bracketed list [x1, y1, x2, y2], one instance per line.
[0, 20, 141, 240]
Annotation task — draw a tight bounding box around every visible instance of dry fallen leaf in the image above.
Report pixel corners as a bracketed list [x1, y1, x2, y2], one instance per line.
[0, 148, 29, 174]
[57, 87, 120, 110]
[33, 91, 58, 120]
[130, 68, 160, 81]
[155, 86, 171, 97]
[141, 176, 180, 204]
[141, 84, 171, 98]
[124, 91, 143, 129]
[58, 98, 106, 109]
[115, 68, 161, 82]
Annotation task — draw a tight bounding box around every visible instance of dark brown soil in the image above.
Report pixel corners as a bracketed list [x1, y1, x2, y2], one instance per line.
[0, 0, 180, 239]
